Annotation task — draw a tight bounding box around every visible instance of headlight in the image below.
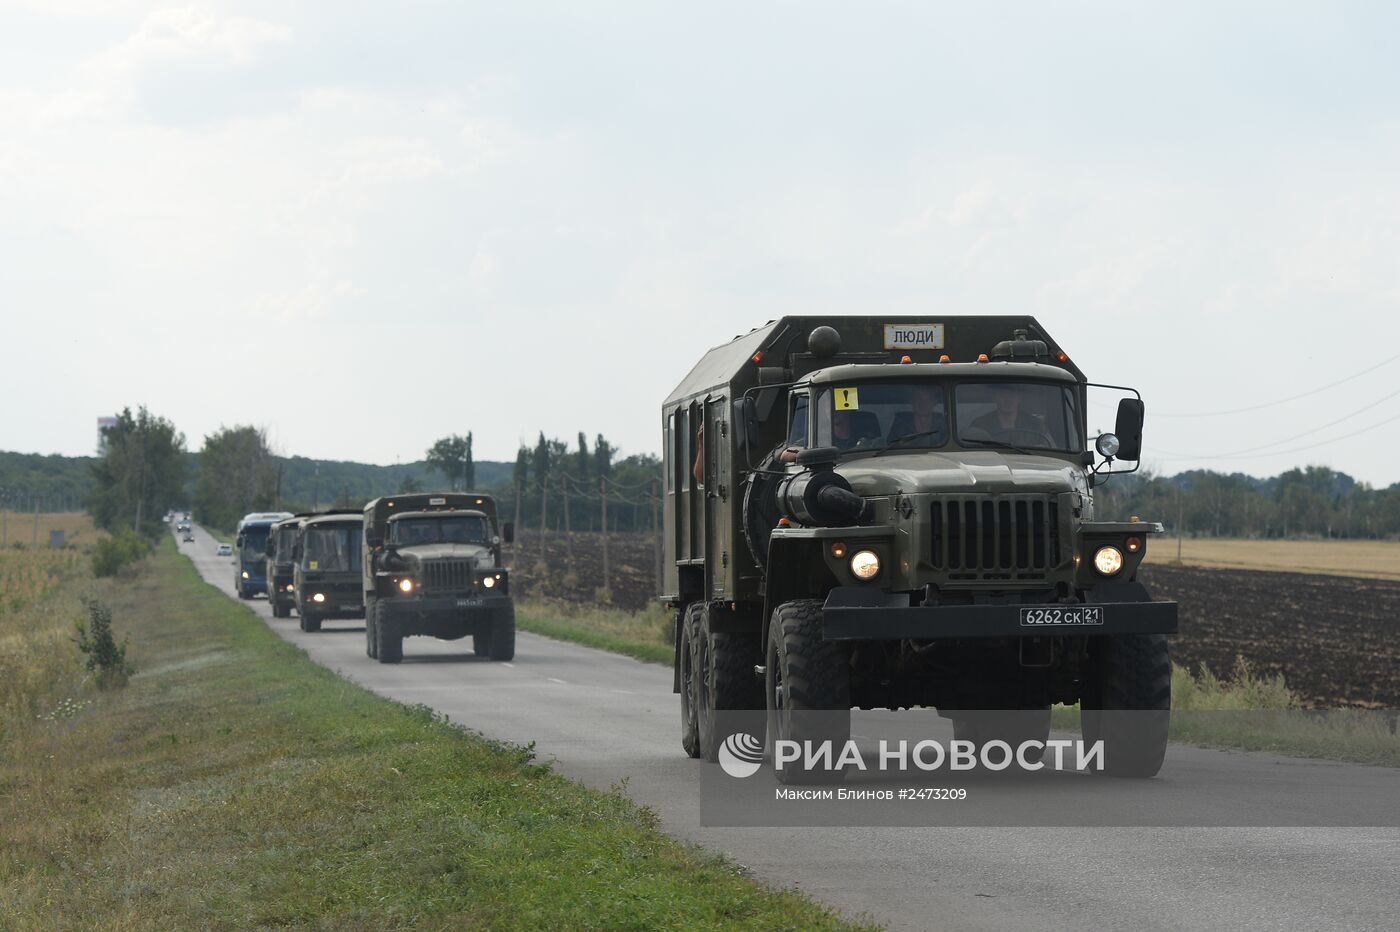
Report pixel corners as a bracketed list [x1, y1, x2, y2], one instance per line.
[482, 576, 495, 588]
[312, 592, 325, 603]
[849, 549, 881, 580]
[286, 584, 295, 592]
[398, 578, 414, 593]
[1095, 432, 1121, 458]
[1093, 546, 1124, 576]
[241, 571, 249, 579]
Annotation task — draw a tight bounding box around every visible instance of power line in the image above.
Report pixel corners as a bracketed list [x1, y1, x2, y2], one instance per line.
[1146, 408, 1400, 461]
[1150, 351, 1400, 418]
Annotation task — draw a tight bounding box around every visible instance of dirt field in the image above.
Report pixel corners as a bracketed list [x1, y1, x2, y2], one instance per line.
[0, 511, 99, 548]
[1144, 537, 1400, 581]
[1141, 564, 1400, 709]
[507, 530, 661, 612]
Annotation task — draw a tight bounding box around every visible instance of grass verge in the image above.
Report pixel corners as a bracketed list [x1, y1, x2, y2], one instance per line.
[516, 599, 674, 665]
[0, 538, 864, 930]
[516, 601, 1400, 769]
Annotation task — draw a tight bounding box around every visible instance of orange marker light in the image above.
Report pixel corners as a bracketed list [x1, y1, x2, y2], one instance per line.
[1126, 537, 1142, 553]
[977, 353, 989, 362]
[752, 351, 764, 364]
[900, 355, 912, 364]
[1056, 351, 1070, 363]
[830, 542, 847, 558]
[939, 355, 951, 363]
[777, 517, 791, 527]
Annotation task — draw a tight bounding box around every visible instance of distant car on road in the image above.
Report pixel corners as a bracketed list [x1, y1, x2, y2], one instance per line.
[216, 543, 233, 556]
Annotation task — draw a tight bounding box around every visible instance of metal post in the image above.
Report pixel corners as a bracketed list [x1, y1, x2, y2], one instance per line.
[601, 478, 610, 595]
[652, 480, 661, 593]
[562, 474, 573, 569]
[32, 498, 40, 547]
[1176, 488, 1184, 564]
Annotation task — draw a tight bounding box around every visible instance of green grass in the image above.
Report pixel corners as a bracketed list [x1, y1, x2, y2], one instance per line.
[0, 538, 866, 930]
[516, 599, 674, 665]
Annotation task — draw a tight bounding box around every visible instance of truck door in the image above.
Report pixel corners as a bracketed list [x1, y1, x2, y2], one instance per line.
[705, 396, 727, 597]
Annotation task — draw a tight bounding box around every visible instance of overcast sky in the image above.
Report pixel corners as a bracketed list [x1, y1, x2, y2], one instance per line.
[3, 2, 1399, 485]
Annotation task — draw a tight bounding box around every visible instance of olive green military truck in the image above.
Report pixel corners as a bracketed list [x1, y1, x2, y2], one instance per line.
[292, 511, 366, 632]
[662, 317, 1176, 780]
[265, 513, 310, 618]
[362, 492, 516, 663]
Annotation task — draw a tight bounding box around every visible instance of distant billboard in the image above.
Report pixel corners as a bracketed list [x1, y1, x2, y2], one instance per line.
[97, 416, 118, 452]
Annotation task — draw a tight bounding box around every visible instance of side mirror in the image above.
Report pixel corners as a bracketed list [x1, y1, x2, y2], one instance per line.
[502, 522, 515, 544]
[732, 396, 760, 450]
[1114, 398, 1144, 461]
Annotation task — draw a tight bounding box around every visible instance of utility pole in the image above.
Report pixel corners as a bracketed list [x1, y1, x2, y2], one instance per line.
[561, 475, 573, 569]
[539, 469, 548, 537]
[1176, 487, 1184, 564]
[600, 477, 610, 596]
[652, 480, 661, 593]
[313, 463, 320, 511]
[32, 497, 40, 547]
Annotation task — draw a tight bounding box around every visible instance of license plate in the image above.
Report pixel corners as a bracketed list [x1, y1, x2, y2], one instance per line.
[456, 598, 483, 608]
[1019, 606, 1103, 628]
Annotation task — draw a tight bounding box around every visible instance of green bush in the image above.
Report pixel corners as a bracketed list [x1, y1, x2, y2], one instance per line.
[75, 597, 132, 687]
[91, 529, 149, 578]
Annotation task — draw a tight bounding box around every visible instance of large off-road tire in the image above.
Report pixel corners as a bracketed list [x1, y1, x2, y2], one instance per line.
[236, 583, 250, 600]
[271, 600, 287, 619]
[693, 605, 764, 763]
[299, 610, 322, 633]
[678, 604, 703, 759]
[376, 610, 403, 664]
[488, 606, 516, 661]
[952, 709, 1052, 766]
[365, 600, 379, 659]
[766, 599, 850, 785]
[1082, 634, 1171, 778]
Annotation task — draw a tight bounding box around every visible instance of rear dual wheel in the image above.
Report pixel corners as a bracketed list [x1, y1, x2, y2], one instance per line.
[680, 603, 764, 763]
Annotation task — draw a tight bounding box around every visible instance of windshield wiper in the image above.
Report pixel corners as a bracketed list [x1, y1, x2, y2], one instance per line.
[873, 430, 945, 456]
[961, 437, 1034, 456]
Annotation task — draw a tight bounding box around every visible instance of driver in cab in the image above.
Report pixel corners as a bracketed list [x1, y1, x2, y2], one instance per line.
[968, 385, 1042, 440]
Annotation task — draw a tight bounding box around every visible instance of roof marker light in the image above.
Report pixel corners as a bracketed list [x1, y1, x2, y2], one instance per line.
[1056, 351, 1070, 363]
[977, 354, 989, 363]
[752, 351, 764, 364]
[900, 355, 913, 364]
[939, 355, 951, 364]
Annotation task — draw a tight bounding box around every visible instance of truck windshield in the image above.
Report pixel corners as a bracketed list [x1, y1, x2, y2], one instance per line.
[390, 516, 488, 546]
[813, 381, 949, 451]
[239, 528, 269, 565]
[954, 382, 1081, 453]
[303, 526, 363, 572]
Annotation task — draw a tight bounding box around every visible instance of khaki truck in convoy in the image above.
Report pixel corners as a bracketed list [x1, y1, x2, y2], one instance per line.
[362, 492, 516, 663]
[265, 514, 309, 618]
[662, 317, 1177, 781]
[292, 511, 366, 632]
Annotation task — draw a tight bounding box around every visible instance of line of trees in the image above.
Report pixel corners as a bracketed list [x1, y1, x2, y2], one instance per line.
[87, 407, 187, 538]
[1097, 466, 1400, 539]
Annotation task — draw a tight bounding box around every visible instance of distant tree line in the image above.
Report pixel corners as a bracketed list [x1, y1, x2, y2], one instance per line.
[1096, 466, 1400, 539]
[61, 407, 1400, 540]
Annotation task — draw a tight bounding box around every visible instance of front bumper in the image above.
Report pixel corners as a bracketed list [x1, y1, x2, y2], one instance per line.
[822, 585, 1177, 640]
[378, 591, 513, 617]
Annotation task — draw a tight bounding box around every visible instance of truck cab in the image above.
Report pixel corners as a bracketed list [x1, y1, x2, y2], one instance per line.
[663, 317, 1176, 781]
[362, 493, 516, 663]
[265, 514, 309, 618]
[292, 512, 365, 632]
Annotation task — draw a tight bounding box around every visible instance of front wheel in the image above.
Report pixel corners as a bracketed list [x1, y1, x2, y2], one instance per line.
[766, 599, 850, 785]
[678, 604, 702, 759]
[376, 610, 403, 664]
[488, 606, 515, 661]
[365, 600, 379, 658]
[1081, 634, 1171, 778]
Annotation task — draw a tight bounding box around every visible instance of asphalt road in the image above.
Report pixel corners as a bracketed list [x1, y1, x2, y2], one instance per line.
[183, 527, 1400, 931]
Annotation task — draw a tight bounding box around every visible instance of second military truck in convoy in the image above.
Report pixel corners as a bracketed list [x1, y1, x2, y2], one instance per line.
[265, 514, 308, 618]
[361, 492, 516, 663]
[292, 511, 366, 632]
[662, 317, 1177, 781]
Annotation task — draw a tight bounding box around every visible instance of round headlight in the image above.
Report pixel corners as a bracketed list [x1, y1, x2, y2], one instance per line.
[1095, 432, 1121, 458]
[482, 576, 495, 588]
[398, 578, 414, 593]
[849, 549, 881, 580]
[312, 592, 326, 603]
[241, 571, 249, 579]
[1093, 546, 1124, 576]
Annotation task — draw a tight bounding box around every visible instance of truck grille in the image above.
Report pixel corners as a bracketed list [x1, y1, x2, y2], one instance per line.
[930, 496, 1061, 580]
[422, 559, 471, 593]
